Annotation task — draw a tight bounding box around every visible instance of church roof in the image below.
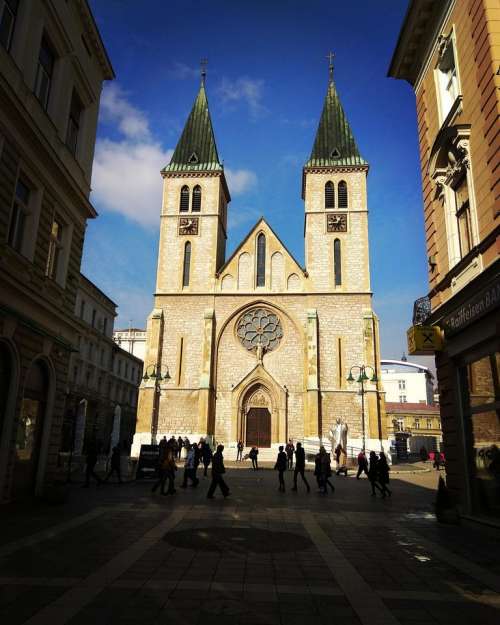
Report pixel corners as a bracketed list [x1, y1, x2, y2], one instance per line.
[163, 83, 223, 173]
[305, 77, 367, 168]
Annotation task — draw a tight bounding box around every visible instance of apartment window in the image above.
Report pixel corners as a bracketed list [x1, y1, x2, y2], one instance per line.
[91, 309, 96, 328]
[398, 379, 406, 391]
[0, 0, 18, 51]
[396, 418, 404, 432]
[436, 35, 459, 122]
[103, 318, 108, 336]
[80, 300, 85, 320]
[45, 217, 63, 281]
[73, 366, 78, 383]
[427, 418, 433, 430]
[399, 395, 407, 403]
[66, 90, 83, 157]
[118, 360, 122, 375]
[125, 362, 129, 378]
[34, 36, 55, 111]
[7, 177, 30, 253]
[88, 343, 93, 361]
[453, 175, 472, 258]
[100, 348, 104, 366]
[414, 418, 420, 430]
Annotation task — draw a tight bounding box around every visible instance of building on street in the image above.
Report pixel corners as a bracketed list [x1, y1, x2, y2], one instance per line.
[386, 401, 442, 458]
[61, 275, 143, 467]
[113, 327, 146, 362]
[381, 358, 435, 404]
[0, 1, 113, 501]
[389, 0, 499, 519]
[135, 65, 387, 458]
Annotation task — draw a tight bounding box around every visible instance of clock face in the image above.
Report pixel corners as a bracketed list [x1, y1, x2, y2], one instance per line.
[326, 213, 347, 233]
[178, 217, 199, 235]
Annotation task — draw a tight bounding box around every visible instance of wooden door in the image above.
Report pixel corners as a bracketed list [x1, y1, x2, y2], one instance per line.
[246, 408, 271, 448]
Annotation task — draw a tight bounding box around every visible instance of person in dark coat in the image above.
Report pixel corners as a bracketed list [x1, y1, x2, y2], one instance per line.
[314, 446, 335, 493]
[378, 452, 392, 497]
[83, 439, 102, 487]
[292, 442, 310, 492]
[201, 441, 213, 477]
[152, 447, 177, 495]
[104, 445, 122, 483]
[236, 440, 244, 461]
[356, 450, 369, 479]
[275, 446, 288, 492]
[368, 451, 384, 496]
[285, 440, 295, 470]
[249, 446, 259, 470]
[176, 436, 183, 459]
[207, 444, 230, 499]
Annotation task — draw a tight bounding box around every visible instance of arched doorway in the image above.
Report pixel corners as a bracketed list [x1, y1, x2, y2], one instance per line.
[244, 386, 272, 448]
[14, 360, 49, 493]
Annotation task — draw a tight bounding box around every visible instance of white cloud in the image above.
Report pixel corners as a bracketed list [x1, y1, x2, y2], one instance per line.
[92, 140, 172, 228]
[100, 83, 151, 140]
[217, 77, 267, 118]
[227, 206, 260, 231]
[167, 61, 200, 80]
[225, 168, 257, 196]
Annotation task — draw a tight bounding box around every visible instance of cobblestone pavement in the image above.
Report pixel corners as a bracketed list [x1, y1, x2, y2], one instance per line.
[0, 467, 498, 625]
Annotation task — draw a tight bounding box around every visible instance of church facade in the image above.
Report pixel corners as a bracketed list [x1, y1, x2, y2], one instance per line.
[133, 71, 387, 457]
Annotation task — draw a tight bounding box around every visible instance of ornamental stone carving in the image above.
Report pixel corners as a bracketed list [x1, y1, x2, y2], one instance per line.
[237, 308, 283, 355]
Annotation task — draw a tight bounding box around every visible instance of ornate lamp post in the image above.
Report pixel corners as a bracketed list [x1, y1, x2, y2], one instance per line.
[347, 364, 378, 452]
[142, 364, 171, 444]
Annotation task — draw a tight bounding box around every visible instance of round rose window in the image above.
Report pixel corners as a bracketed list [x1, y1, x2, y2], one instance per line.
[236, 308, 283, 353]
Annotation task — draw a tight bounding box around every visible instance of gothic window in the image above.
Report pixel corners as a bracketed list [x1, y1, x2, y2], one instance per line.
[256, 233, 266, 287]
[334, 238, 342, 286]
[338, 180, 348, 208]
[453, 175, 472, 257]
[182, 241, 191, 287]
[325, 181, 335, 209]
[192, 185, 201, 212]
[180, 185, 189, 212]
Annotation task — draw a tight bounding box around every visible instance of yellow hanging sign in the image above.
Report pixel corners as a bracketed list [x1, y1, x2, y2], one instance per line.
[407, 325, 443, 355]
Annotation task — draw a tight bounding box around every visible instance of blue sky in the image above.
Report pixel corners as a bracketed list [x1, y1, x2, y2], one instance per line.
[84, 0, 432, 366]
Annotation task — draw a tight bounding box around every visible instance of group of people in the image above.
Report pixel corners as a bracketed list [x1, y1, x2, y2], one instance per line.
[356, 450, 392, 497]
[151, 436, 229, 499]
[83, 441, 123, 487]
[420, 447, 446, 470]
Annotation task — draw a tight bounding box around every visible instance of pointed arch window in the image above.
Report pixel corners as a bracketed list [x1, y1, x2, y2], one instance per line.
[182, 241, 191, 287]
[180, 185, 189, 212]
[192, 185, 201, 212]
[338, 181, 348, 208]
[334, 238, 342, 286]
[256, 233, 266, 287]
[325, 181, 335, 209]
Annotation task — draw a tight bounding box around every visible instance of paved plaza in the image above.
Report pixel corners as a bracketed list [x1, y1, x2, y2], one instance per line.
[0, 466, 499, 625]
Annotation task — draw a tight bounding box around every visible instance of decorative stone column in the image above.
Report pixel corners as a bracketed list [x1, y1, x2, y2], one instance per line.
[305, 309, 319, 437]
[198, 309, 215, 434]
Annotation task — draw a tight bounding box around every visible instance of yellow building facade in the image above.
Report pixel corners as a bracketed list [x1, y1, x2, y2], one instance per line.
[134, 71, 386, 457]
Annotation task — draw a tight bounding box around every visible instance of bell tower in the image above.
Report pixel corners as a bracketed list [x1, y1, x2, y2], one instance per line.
[303, 57, 371, 294]
[156, 72, 230, 294]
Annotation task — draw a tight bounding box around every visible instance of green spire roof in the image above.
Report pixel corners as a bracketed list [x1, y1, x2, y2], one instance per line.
[306, 78, 367, 168]
[163, 83, 222, 172]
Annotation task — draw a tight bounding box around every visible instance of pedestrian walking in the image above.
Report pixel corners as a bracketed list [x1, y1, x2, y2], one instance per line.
[378, 452, 392, 497]
[202, 441, 213, 477]
[83, 439, 102, 487]
[285, 440, 295, 469]
[249, 446, 259, 470]
[159, 436, 168, 461]
[368, 451, 384, 496]
[207, 444, 230, 499]
[236, 440, 244, 461]
[177, 436, 183, 459]
[181, 443, 199, 488]
[152, 447, 177, 495]
[104, 445, 122, 483]
[356, 450, 369, 479]
[275, 446, 288, 492]
[315, 446, 335, 494]
[292, 442, 310, 492]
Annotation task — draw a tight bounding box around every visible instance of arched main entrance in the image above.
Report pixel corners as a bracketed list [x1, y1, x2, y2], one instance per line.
[243, 386, 272, 448]
[14, 360, 49, 493]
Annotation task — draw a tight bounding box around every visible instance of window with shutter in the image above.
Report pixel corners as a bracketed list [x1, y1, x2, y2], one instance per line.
[325, 181, 335, 209]
[338, 181, 348, 208]
[180, 186, 189, 212]
[192, 185, 201, 212]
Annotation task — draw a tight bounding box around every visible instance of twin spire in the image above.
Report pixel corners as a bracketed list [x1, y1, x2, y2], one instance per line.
[164, 55, 366, 174]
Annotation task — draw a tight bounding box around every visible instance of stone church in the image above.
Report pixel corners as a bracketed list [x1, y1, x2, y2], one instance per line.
[133, 69, 387, 458]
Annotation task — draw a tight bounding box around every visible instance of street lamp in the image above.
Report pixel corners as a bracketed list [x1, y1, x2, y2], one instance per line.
[142, 364, 171, 443]
[346, 364, 378, 452]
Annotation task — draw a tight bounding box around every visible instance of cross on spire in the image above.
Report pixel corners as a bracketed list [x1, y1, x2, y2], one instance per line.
[200, 58, 208, 84]
[326, 51, 335, 83]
